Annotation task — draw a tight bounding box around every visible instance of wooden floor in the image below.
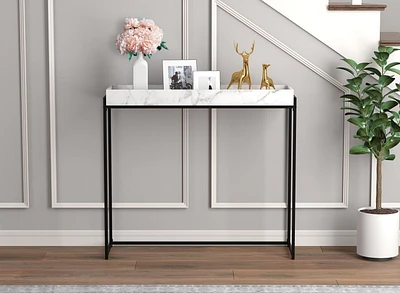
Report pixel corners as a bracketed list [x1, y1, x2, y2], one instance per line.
[0, 246, 400, 285]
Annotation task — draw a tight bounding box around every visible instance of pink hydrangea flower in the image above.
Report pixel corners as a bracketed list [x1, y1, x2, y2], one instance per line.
[116, 17, 167, 60]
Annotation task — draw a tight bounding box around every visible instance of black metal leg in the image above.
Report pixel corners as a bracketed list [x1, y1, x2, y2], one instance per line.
[108, 107, 113, 250]
[103, 97, 109, 260]
[287, 108, 292, 250]
[291, 97, 297, 260]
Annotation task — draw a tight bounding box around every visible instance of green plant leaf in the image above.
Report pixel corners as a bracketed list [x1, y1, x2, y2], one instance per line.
[385, 62, 400, 71]
[381, 101, 398, 111]
[388, 68, 400, 75]
[379, 46, 395, 54]
[337, 66, 355, 76]
[386, 154, 396, 160]
[364, 67, 382, 77]
[341, 107, 361, 113]
[382, 147, 390, 160]
[379, 75, 395, 88]
[365, 89, 382, 101]
[373, 57, 387, 68]
[350, 145, 371, 155]
[341, 58, 358, 70]
[347, 77, 363, 87]
[384, 88, 400, 98]
[344, 83, 359, 93]
[370, 118, 387, 131]
[356, 62, 370, 72]
[348, 117, 366, 128]
[374, 51, 390, 62]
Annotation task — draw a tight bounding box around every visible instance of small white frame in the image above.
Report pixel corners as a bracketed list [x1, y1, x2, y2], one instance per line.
[163, 60, 197, 90]
[193, 71, 221, 90]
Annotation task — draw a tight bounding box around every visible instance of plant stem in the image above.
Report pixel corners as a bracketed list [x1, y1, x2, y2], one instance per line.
[376, 152, 382, 210]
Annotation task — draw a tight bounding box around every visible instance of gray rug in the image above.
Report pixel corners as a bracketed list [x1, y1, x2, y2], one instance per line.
[0, 286, 399, 293]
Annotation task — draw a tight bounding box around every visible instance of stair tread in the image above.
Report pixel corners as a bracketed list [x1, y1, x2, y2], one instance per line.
[380, 32, 400, 46]
[328, 2, 387, 11]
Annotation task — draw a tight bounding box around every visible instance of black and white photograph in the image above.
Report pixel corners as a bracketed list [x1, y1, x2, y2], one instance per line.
[193, 71, 221, 90]
[163, 60, 197, 90]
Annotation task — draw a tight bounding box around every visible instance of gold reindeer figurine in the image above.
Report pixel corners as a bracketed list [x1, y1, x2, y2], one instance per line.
[260, 64, 275, 90]
[227, 41, 255, 89]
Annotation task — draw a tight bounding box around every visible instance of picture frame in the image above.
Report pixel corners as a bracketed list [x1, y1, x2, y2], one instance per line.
[193, 71, 221, 90]
[163, 60, 197, 90]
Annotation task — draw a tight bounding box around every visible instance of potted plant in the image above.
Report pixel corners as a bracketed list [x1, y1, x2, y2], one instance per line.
[338, 46, 400, 259]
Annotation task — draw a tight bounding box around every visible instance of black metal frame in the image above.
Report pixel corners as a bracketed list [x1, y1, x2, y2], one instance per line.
[103, 96, 297, 260]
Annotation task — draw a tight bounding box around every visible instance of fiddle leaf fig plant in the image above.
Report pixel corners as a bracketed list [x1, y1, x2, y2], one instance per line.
[338, 46, 400, 211]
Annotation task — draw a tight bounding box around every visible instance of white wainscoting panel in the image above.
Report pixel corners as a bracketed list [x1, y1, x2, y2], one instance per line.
[0, 0, 29, 209]
[211, 0, 349, 208]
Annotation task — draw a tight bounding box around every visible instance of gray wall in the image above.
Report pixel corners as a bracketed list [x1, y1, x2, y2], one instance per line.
[1, 0, 399, 232]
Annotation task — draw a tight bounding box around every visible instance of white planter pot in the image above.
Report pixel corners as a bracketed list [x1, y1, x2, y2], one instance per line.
[357, 207, 399, 259]
[352, 0, 362, 5]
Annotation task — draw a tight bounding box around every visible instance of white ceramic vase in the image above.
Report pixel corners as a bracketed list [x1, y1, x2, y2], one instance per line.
[132, 52, 148, 89]
[357, 207, 399, 259]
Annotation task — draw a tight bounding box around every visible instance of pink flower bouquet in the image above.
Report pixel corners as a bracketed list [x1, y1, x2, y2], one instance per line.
[116, 18, 168, 60]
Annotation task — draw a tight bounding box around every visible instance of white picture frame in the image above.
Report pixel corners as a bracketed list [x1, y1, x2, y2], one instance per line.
[193, 71, 221, 90]
[163, 60, 197, 90]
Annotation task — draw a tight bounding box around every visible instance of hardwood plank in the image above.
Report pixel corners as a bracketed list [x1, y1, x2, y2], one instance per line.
[328, 3, 387, 11]
[2, 269, 234, 285]
[0, 246, 399, 285]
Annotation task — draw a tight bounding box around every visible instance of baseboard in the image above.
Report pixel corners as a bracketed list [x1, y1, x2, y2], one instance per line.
[0, 230, 363, 246]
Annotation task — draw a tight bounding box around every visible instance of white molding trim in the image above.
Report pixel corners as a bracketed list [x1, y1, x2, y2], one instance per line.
[182, 0, 189, 59]
[210, 0, 349, 209]
[0, 0, 29, 209]
[52, 110, 189, 209]
[0, 230, 365, 246]
[48, 0, 190, 209]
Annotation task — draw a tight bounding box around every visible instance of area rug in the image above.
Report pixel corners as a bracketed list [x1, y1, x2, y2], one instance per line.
[1, 285, 400, 293]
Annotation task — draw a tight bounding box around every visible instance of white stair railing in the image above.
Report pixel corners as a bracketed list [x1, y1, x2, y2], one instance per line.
[261, 0, 380, 60]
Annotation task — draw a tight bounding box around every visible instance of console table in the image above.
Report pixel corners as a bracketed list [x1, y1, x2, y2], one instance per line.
[103, 85, 297, 260]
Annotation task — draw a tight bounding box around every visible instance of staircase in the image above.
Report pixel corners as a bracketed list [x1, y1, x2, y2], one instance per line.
[262, 0, 400, 85]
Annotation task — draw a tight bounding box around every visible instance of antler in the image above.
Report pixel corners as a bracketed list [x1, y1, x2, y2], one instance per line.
[234, 42, 240, 55]
[246, 41, 255, 55]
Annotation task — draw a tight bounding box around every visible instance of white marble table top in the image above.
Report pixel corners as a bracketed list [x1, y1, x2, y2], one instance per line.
[106, 85, 295, 106]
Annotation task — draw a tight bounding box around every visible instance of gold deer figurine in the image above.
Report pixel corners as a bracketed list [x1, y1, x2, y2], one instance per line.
[260, 64, 275, 90]
[227, 41, 255, 89]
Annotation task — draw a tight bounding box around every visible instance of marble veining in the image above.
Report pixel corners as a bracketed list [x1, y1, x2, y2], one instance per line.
[106, 85, 294, 106]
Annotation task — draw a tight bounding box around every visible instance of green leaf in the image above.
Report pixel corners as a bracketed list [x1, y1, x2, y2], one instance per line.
[161, 42, 168, 50]
[350, 145, 371, 155]
[341, 58, 358, 70]
[373, 57, 386, 68]
[374, 51, 390, 62]
[370, 118, 387, 131]
[348, 117, 366, 128]
[337, 66, 355, 76]
[382, 147, 390, 160]
[356, 62, 370, 72]
[365, 89, 382, 101]
[385, 62, 400, 71]
[379, 46, 395, 54]
[344, 83, 359, 93]
[384, 137, 400, 150]
[128, 52, 133, 61]
[386, 154, 396, 160]
[347, 77, 363, 87]
[341, 107, 361, 113]
[384, 88, 400, 98]
[379, 75, 395, 88]
[365, 67, 382, 77]
[388, 68, 400, 75]
[381, 101, 398, 111]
